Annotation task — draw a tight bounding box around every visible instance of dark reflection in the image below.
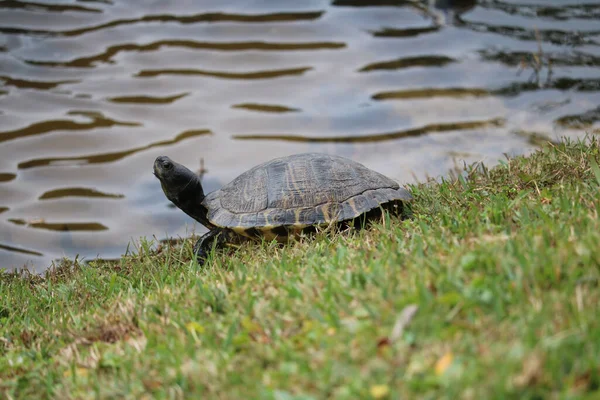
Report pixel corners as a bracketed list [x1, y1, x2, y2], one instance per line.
[480, 1, 600, 22]
[0, 173, 16, 182]
[39, 187, 125, 200]
[373, 87, 490, 100]
[0, 75, 79, 90]
[463, 21, 598, 47]
[0, 207, 8, 214]
[26, 41, 345, 68]
[430, 0, 476, 14]
[0, 111, 141, 144]
[232, 103, 300, 113]
[332, 0, 411, 7]
[0, 1, 102, 13]
[359, 56, 455, 72]
[491, 78, 600, 97]
[371, 26, 439, 38]
[108, 93, 189, 104]
[479, 49, 600, 68]
[233, 118, 504, 143]
[136, 67, 311, 80]
[537, 4, 600, 21]
[555, 106, 600, 129]
[553, 78, 600, 92]
[9, 219, 108, 232]
[0, 242, 43, 257]
[0, 11, 325, 37]
[427, 0, 477, 25]
[18, 129, 211, 169]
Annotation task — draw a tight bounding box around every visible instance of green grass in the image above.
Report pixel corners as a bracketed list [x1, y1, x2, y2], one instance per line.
[1, 138, 600, 399]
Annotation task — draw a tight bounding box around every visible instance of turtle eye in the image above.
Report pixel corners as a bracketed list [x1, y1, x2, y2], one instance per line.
[162, 161, 173, 170]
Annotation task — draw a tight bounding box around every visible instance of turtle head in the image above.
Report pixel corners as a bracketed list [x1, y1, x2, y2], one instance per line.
[153, 156, 203, 204]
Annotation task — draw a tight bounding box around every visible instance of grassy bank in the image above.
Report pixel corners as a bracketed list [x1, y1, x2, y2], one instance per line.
[1, 139, 600, 399]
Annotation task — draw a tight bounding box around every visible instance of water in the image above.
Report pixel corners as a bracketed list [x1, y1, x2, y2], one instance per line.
[1, 0, 598, 272]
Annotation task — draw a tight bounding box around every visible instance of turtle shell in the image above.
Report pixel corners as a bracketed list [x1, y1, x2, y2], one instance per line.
[202, 153, 412, 239]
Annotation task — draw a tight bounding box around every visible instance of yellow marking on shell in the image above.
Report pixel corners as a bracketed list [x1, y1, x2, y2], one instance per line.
[321, 204, 331, 223]
[294, 208, 303, 224]
[230, 215, 249, 237]
[263, 212, 271, 228]
[284, 164, 299, 209]
[347, 198, 359, 217]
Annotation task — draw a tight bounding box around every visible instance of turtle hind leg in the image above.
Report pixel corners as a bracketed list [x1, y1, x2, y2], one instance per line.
[192, 228, 233, 265]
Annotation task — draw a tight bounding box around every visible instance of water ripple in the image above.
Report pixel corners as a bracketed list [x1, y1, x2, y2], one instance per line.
[331, 0, 405, 8]
[359, 56, 456, 72]
[0, 75, 79, 90]
[372, 87, 490, 100]
[0, 173, 17, 182]
[370, 26, 439, 38]
[232, 103, 300, 113]
[107, 93, 189, 104]
[463, 21, 599, 47]
[479, 49, 600, 67]
[17, 129, 211, 169]
[24, 40, 345, 68]
[0, 111, 141, 144]
[0, 1, 102, 13]
[9, 218, 108, 232]
[0, 242, 43, 257]
[481, 2, 600, 21]
[492, 78, 600, 97]
[39, 187, 125, 200]
[555, 106, 600, 129]
[0, 11, 325, 37]
[233, 118, 505, 143]
[135, 67, 312, 80]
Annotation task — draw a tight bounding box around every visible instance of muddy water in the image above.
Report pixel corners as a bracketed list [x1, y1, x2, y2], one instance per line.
[1, 0, 599, 271]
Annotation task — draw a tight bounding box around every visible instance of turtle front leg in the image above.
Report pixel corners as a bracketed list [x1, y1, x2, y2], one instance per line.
[192, 228, 232, 264]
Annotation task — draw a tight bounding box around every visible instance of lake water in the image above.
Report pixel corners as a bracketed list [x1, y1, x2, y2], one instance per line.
[1, 0, 598, 272]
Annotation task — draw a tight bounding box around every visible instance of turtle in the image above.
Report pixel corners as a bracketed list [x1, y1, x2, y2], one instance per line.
[153, 153, 412, 263]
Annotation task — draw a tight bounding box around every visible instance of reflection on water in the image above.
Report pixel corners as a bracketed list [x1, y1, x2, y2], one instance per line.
[135, 66, 312, 80]
[0, 173, 16, 182]
[30, 40, 346, 69]
[0, 75, 79, 90]
[39, 187, 125, 200]
[232, 103, 300, 113]
[233, 118, 504, 143]
[1, 111, 141, 144]
[556, 106, 600, 130]
[108, 93, 189, 104]
[359, 55, 456, 72]
[9, 218, 108, 232]
[0, 0, 598, 271]
[17, 129, 211, 169]
[372, 87, 490, 100]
